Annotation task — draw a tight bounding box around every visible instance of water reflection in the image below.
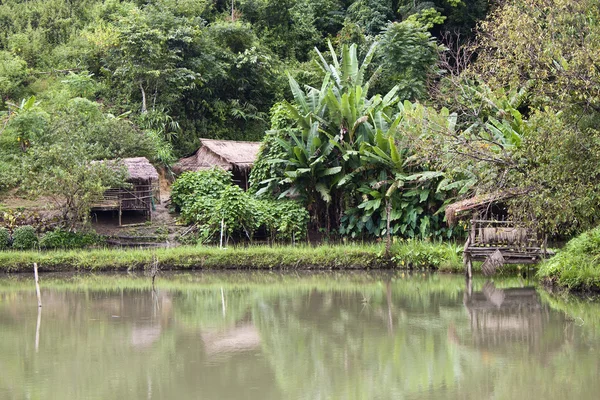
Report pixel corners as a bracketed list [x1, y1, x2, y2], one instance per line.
[462, 281, 548, 349]
[0, 272, 598, 399]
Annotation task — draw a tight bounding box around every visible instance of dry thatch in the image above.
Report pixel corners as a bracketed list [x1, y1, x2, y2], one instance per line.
[121, 157, 159, 181]
[93, 157, 159, 182]
[173, 138, 261, 174]
[445, 190, 520, 226]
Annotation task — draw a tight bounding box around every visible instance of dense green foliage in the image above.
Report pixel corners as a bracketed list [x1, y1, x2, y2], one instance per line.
[420, 0, 600, 236]
[0, 0, 482, 231]
[0, 0, 475, 158]
[3, 0, 600, 272]
[254, 42, 457, 242]
[0, 227, 10, 250]
[538, 226, 600, 290]
[39, 228, 103, 250]
[11, 225, 38, 250]
[171, 168, 309, 243]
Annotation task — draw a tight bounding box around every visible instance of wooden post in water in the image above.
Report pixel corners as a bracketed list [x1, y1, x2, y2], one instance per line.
[35, 307, 41, 352]
[34, 263, 42, 308]
[463, 237, 472, 279]
[220, 287, 226, 317]
[151, 254, 159, 290]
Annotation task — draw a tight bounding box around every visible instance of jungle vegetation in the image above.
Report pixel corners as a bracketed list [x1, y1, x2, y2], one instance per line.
[1, 0, 600, 250]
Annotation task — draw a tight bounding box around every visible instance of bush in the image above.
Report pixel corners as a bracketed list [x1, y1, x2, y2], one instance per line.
[391, 239, 462, 270]
[170, 168, 232, 217]
[255, 199, 309, 241]
[12, 225, 38, 250]
[0, 227, 10, 250]
[0, 160, 20, 192]
[40, 229, 103, 250]
[172, 167, 309, 244]
[538, 226, 600, 290]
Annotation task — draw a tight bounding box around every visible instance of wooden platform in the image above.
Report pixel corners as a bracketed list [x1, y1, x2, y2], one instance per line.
[466, 246, 549, 264]
[463, 220, 552, 278]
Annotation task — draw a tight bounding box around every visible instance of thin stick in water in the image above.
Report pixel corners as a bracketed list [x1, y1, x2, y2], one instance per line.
[221, 287, 226, 317]
[34, 263, 42, 308]
[35, 307, 41, 352]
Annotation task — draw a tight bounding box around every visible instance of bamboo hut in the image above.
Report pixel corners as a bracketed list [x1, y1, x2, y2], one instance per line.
[172, 139, 261, 190]
[446, 190, 549, 278]
[91, 157, 159, 225]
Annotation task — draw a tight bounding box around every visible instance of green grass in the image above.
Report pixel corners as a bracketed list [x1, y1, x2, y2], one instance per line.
[538, 226, 600, 291]
[0, 241, 465, 273]
[390, 239, 463, 271]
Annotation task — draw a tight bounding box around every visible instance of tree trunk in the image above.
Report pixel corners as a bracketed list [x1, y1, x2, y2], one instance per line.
[385, 198, 392, 257]
[140, 82, 147, 113]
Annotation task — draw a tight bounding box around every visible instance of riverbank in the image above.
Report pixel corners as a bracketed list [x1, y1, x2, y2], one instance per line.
[537, 226, 600, 292]
[0, 241, 466, 273]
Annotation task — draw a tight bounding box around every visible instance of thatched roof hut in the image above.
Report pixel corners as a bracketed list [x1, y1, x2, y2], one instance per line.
[91, 157, 159, 225]
[449, 188, 547, 276]
[174, 139, 261, 173]
[445, 190, 520, 226]
[173, 139, 261, 189]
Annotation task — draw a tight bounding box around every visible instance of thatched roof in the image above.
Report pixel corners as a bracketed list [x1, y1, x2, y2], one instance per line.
[96, 157, 159, 181]
[173, 139, 261, 174]
[122, 157, 159, 181]
[445, 190, 519, 226]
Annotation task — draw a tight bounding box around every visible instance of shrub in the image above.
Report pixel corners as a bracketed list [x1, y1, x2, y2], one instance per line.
[40, 228, 103, 250]
[170, 168, 232, 214]
[538, 226, 600, 290]
[256, 199, 309, 241]
[0, 227, 10, 250]
[172, 167, 309, 244]
[12, 225, 38, 250]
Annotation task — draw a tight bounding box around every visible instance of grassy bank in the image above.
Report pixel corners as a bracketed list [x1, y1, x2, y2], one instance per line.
[538, 227, 600, 292]
[0, 241, 465, 273]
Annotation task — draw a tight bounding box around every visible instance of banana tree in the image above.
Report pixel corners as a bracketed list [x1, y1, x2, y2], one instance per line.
[272, 122, 343, 231]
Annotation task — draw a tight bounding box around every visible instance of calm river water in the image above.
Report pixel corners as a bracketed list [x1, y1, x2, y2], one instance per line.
[0, 271, 599, 399]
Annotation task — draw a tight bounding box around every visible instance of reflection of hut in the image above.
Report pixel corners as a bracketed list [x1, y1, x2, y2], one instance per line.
[173, 139, 261, 190]
[463, 282, 545, 349]
[200, 324, 261, 358]
[446, 191, 550, 277]
[91, 157, 159, 225]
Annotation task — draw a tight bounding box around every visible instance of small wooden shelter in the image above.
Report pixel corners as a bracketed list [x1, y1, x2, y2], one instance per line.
[91, 157, 160, 225]
[173, 139, 261, 190]
[446, 190, 549, 278]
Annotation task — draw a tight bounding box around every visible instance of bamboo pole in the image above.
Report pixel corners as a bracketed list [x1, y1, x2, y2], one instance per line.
[34, 263, 42, 308]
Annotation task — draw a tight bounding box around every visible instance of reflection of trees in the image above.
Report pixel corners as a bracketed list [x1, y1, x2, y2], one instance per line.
[253, 286, 468, 399]
[0, 290, 279, 400]
[0, 274, 599, 399]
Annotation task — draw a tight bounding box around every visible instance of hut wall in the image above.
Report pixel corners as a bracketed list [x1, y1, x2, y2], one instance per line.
[101, 179, 154, 213]
[119, 179, 154, 212]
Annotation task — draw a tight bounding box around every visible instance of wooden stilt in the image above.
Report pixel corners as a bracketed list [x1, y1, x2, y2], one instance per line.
[467, 256, 473, 279]
[463, 237, 472, 279]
